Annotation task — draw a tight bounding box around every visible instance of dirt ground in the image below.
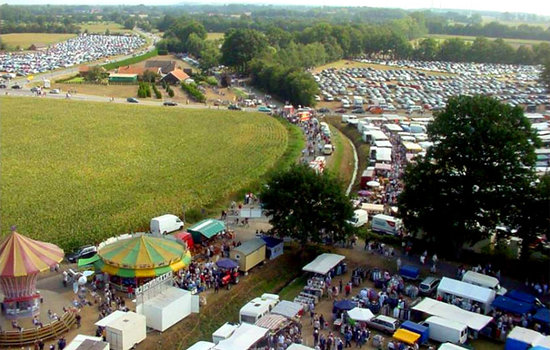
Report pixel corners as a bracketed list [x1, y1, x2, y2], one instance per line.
[53, 83, 139, 99]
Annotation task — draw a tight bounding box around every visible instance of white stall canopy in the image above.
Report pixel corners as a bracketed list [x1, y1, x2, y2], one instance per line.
[347, 307, 374, 322]
[271, 300, 303, 319]
[186, 341, 216, 350]
[412, 298, 492, 331]
[437, 277, 496, 306]
[302, 253, 345, 275]
[214, 323, 269, 350]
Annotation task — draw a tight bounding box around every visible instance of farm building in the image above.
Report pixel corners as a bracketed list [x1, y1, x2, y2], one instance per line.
[160, 69, 191, 85]
[187, 219, 226, 244]
[230, 238, 266, 272]
[261, 236, 284, 260]
[79, 65, 105, 78]
[145, 60, 176, 74]
[117, 66, 151, 75]
[109, 73, 138, 83]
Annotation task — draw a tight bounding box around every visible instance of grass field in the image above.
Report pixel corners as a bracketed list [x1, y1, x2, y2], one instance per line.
[0, 33, 77, 50]
[78, 21, 133, 34]
[206, 32, 225, 40]
[423, 34, 550, 48]
[313, 59, 454, 76]
[0, 97, 290, 251]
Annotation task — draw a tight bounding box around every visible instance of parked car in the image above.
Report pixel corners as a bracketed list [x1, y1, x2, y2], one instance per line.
[366, 315, 400, 334]
[351, 108, 365, 114]
[419, 276, 441, 296]
[258, 106, 271, 113]
[50, 88, 61, 94]
[317, 107, 330, 113]
[67, 245, 97, 263]
[228, 104, 242, 110]
[0, 83, 7, 89]
[163, 101, 177, 106]
[11, 84, 22, 89]
[127, 97, 139, 103]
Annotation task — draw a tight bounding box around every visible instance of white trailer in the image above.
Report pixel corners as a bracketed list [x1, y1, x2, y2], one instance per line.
[96, 311, 146, 350]
[423, 316, 468, 344]
[150, 214, 184, 235]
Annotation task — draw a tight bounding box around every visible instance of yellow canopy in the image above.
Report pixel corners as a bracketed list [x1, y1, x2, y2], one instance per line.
[393, 328, 420, 345]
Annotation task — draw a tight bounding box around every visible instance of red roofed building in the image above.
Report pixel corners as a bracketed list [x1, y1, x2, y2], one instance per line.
[160, 69, 191, 85]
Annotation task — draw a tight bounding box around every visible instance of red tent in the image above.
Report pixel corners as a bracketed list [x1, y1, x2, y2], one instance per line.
[173, 231, 194, 249]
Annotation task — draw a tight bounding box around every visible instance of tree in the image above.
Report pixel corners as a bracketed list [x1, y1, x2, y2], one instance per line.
[398, 95, 539, 257]
[85, 65, 106, 83]
[124, 17, 136, 30]
[140, 70, 159, 83]
[199, 40, 221, 72]
[260, 165, 354, 245]
[540, 59, 550, 88]
[221, 28, 268, 72]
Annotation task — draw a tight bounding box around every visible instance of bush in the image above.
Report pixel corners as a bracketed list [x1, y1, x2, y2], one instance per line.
[137, 82, 152, 98]
[158, 49, 168, 55]
[152, 84, 162, 99]
[181, 82, 206, 102]
[167, 87, 175, 98]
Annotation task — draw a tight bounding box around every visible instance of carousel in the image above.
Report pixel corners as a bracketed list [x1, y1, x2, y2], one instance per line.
[81, 233, 191, 290]
[0, 228, 64, 319]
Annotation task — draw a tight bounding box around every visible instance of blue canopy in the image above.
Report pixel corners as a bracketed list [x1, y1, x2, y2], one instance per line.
[216, 258, 239, 270]
[534, 308, 549, 324]
[400, 321, 429, 344]
[507, 290, 538, 304]
[399, 265, 420, 280]
[334, 299, 357, 311]
[492, 296, 535, 315]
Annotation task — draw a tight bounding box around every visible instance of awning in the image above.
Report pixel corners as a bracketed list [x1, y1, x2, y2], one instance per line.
[533, 308, 549, 325]
[78, 254, 100, 268]
[302, 253, 345, 275]
[412, 298, 492, 331]
[492, 296, 535, 315]
[255, 314, 288, 331]
[188, 219, 226, 240]
[393, 328, 420, 344]
[347, 307, 374, 322]
[214, 323, 269, 350]
[271, 300, 303, 319]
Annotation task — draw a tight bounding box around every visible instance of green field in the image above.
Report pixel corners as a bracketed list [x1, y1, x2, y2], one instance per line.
[0, 97, 289, 251]
[206, 32, 225, 40]
[79, 21, 133, 34]
[0, 33, 77, 50]
[423, 34, 550, 48]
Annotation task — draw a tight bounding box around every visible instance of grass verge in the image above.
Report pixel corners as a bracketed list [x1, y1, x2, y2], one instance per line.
[102, 49, 158, 71]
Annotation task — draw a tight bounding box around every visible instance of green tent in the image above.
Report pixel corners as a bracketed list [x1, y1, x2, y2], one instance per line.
[187, 219, 226, 243]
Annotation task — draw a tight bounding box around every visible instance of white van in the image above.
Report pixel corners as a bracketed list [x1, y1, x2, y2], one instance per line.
[462, 270, 507, 296]
[323, 144, 334, 155]
[423, 316, 468, 344]
[239, 294, 279, 324]
[371, 214, 402, 235]
[150, 214, 184, 235]
[347, 209, 369, 227]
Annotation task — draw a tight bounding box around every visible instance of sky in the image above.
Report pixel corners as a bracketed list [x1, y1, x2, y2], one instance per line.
[2, 0, 550, 17]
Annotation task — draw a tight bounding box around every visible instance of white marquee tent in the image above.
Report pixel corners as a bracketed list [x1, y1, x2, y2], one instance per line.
[412, 298, 492, 331]
[436, 277, 496, 314]
[214, 323, 269, 350]
[347, 307, 375, 322]
[302, 253, 345, 275]
[271, 300, 303, 319]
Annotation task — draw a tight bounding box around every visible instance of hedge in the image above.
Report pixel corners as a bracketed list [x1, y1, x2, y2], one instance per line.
[102, 49, 158, 71]
[181, 82, 205, 103]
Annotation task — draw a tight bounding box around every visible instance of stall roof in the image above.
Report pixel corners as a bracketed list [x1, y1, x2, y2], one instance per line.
[438, 277, 496, 304]
[232, 238, 266, 255]
[508, 327, 544, 345]
[271, 300, 303, 319]
[255, 314, 288, 330]
[376, 147, 392, 162]
[374, 140, 393, 148]
[212, 323, 238, 340]
[534, 336, 550, 349]
[260, 236, 283, 248]
[438, 343, 469, 350]
[94, 310, 126, 327]
[287, 345, 315, 350]
[65, 335, 106, 350]
[188, 219, 225, 239]
[214, 323, 269, 350]
[534, 308, 550, 325]
[186, 341, 215, 350]
[412, 298, 493, 331]
[393, 328, 420, 345]
[492, 296, 535, 315]
[347, 307, 374, 322]
[402, 141, 423, 152]
[302, 253, 345, 275]
[384, 123, 404, 132]
[375, 163, 392, 171]
[506, 290, 539, 305]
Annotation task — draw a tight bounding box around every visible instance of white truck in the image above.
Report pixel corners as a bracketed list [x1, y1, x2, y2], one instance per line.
[371, 214, 402, 235]
[462, 270, 507, 296]
[150, 214, 184, 235]
[423, 316, 468, 344]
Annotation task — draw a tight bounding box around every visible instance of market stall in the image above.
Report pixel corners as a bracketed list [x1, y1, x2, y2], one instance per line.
[302, 253, 345, 276]
[214, 323, 269, 350]
[188, 219, 226, 244]
[393, 328, 421, 345]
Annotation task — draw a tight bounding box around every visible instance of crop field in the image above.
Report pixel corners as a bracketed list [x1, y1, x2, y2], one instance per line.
[78, 21, 133, 34]
[1, 33, 77, 50]
[206, 32, 225, 40]
[423, 34, 550, 48]
[0, 97, 289, 251]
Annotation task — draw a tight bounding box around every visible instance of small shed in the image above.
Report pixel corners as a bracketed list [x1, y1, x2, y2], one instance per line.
[108, 73, 138, 83]
[161, 69, 190, 85]
[261, 236, 284, 260]
[95, 311, 146, 350]
[187, 219, 226, 243]
[230, 238, 266, 272]
[137, 287, 197, 332]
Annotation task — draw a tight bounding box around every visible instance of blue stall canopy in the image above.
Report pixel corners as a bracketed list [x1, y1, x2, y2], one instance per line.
[492, 296, 535, 315]
[534, 308, 549, 325]
[399, 265, 420, 280]
[507, 290, 539, 305]
[334, 299, 357, 311]
[400, 320, 429, 344]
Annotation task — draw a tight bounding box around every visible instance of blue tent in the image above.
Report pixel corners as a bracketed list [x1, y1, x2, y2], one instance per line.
[492, 296, 535, 315]
[334, 299, 357, 311]
[216, 258, 239, 270]
[533, 308, 549, 325]
[507, 290, 538, 304]
[400, 321, 429, 344]
[399, 265, 420, 280]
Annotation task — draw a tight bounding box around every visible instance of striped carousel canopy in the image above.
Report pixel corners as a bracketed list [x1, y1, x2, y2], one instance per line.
[94, 235, 191, 278]
[0, 230, 64, 277]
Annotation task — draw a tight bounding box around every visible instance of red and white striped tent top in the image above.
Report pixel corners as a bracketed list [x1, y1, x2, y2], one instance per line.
[0, 230, 64, 277]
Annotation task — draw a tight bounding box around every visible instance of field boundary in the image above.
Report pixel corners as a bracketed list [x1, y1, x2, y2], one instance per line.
[102, 49, 158, 71]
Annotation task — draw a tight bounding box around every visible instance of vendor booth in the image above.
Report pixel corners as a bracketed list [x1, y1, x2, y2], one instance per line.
[492, 296, 536, 315]
[347, 307, 374, 323]
[137, 286, 196, 332]
[400, 321, 429, 344]
[436, 277, 496, 314]
[230, 238, 266, 272]
[255, 314, 289, 331]
[213, 323, 269, 350]
[271, 300, 304, 319]
[438, 343, 468, 350]
[188, 219, 226, 244]
[302, 253, 345, 276]
[505, 327, 545, 350]
[261, 236, 284, 260]
[393, 328, 421, 345]
[0, 229, 64, 319]
[173, 231, 194, 249]
[533, 309, 549, 332]
[287, 345, 314, 350]
[95, 311, 146, 350]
